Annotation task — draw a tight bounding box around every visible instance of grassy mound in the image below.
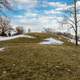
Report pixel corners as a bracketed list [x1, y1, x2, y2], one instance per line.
[0, 32, 73, 47]
[0, 33, 80, 80]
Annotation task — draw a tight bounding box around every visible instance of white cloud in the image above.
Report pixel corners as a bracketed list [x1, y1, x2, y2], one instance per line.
[77, 1, 80, 8]
[48, 2, 68, 8]
[15, 0, 37, 4]
[15, 0, 31, 3]
[45, 1, 80, 15]
[45, 2, 70, 15]
[11, 12, 64, 32]
[15, 0, 38, 9]
[45, 10, 62, 14]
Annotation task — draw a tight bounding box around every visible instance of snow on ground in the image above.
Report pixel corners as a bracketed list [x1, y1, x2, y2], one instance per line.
[0, 47, 5, 52]
[63, 36, 80, 45]
[0, 35, 35, 41]
[70, 39, 80, 44]
[39, 37, 64, 45]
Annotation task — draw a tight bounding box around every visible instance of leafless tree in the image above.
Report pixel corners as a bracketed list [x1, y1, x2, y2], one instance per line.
[16, 26, 24, 35]
[0, 0, 14, 36]
[0, 16, 12, 36]
[74, 0, 78, 45]
[58, 0, 79, 45]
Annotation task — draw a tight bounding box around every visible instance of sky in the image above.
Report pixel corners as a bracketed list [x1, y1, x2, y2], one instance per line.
[0, 0, 80, 34]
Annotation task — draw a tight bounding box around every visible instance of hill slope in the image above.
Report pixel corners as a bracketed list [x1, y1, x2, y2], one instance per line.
[0, 33, 80, 80]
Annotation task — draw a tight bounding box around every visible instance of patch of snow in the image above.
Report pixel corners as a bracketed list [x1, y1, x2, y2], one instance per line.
[69, 39, 80, 44]
[23, 35, 35, 38]
[0, 35, 35, 41]
[0, 47, 5, 52]
[39, 37, 64, 45]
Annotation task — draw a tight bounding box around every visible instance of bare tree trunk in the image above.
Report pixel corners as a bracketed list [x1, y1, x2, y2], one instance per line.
[1, 27, 6, 36]
[74, 0, 78, 45]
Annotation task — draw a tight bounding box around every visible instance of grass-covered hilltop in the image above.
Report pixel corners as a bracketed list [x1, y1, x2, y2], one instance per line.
[0, 32, 80, 80]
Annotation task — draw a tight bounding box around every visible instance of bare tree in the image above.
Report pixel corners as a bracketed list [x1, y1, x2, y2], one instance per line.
[74, 0, 78, 45]
[16, 26, 24, 35]
[0, 16, 12, 36]
[58, 0, 79, 45]
[0, 0, 14, 36]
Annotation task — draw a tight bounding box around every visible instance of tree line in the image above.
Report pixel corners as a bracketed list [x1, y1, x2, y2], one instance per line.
[0, 16, 24, 36]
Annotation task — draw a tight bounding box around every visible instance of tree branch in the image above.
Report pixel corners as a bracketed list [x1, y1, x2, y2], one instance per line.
[68, 23, 76, 32]
[77, 19, 80, 23]
[63, 14, 75, 24]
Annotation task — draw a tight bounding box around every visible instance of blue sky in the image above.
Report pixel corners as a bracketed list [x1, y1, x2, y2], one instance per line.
[0, 0, 80, 33]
